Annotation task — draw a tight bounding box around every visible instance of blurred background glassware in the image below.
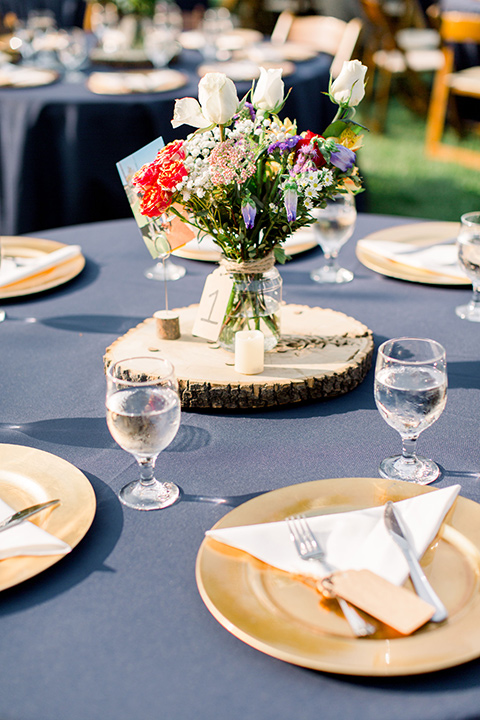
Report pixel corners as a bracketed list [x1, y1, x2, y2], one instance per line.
[144, 252, 186, 281]
[0, 239, 5, 322]
[106, 356, 181, 510]
[374, 337, 447, 485]
[27, 9, 60, 67]
[201, 7, 234, 61]
[310, 193, 357, 284]
[58, 28, 88, 81]
[455, 211, 480, 322]
[142, 20, 180, 68]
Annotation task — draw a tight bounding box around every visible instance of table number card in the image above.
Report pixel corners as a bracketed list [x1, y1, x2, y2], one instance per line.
[192, 268, 234, 342]
[116, 137, 192, 258]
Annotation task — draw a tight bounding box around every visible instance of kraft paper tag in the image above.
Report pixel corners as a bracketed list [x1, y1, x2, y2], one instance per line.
[324, 569, 436, 635]
[192, 268, 234, 342]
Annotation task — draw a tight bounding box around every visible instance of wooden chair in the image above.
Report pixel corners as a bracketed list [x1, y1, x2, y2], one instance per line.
[425, 12, 480, 169]
[271, 12, 363, 77]
[360, 0, 444, 132]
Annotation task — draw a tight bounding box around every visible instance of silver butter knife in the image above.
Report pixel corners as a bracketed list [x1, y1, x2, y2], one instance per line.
[384, 501, 448, 623]
[0, 499, 61, 534]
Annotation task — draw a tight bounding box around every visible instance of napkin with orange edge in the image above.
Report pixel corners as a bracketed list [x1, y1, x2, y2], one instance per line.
[0, 498, 71, 559]
[0, 245, 82, 290]
[206, 485, 460, 587]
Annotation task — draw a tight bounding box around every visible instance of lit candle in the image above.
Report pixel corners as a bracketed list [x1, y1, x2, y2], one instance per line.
[234, 330, 264, 375]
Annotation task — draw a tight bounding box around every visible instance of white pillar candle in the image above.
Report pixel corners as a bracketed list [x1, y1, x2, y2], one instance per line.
[234, 330, 264, 375]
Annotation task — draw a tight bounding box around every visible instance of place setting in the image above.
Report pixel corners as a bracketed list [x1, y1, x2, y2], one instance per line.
[0, 236, 85, 299]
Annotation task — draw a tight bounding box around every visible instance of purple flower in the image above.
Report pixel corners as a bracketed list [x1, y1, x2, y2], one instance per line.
[245, 102, 256, 122]
[283, 183, 297, 222]
[330, 144, 356, 171]
[241, 199, 256, 229]
[267, 136, 300, 154]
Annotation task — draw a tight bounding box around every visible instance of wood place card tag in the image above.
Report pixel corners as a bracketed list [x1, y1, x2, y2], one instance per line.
[192, 268, 234, 342]
[326, 569, 436, 635]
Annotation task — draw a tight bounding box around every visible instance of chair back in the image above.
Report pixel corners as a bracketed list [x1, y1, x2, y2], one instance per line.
[439, 12, 480, 45]
[286, 15, 349, 56]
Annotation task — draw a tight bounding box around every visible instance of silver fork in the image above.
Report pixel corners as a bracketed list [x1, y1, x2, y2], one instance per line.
[287, 515, 376, 637]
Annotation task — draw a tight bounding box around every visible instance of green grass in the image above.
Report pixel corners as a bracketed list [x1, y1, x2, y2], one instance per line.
[355, 97, 480, 221]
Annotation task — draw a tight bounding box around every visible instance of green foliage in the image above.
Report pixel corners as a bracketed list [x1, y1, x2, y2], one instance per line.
[356, 98, 480, 222]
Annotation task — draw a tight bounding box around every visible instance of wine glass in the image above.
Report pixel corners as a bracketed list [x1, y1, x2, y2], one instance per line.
[58, 28, 88, 82]
[374, 338, 447, 484]
[106, 356, 181, 510]
[310, 194, 357, 284]
[455, 211, 480, 322]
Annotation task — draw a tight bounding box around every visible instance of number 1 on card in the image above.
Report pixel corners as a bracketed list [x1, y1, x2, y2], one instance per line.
[192, 269, 234, 342]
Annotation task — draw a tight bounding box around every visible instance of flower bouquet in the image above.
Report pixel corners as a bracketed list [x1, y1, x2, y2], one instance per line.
[132, 60, 367, 350]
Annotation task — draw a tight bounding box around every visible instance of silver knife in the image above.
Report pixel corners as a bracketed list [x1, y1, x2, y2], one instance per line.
[384, 501, 448, 623]
[0, 499, 61, 533]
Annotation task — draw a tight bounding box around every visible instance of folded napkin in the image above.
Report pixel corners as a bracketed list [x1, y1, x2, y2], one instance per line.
[207, 485, 460, 586]
[0, 245, 82, 289]
[0, 498, 71, 560]
[357, 239, 465, 280]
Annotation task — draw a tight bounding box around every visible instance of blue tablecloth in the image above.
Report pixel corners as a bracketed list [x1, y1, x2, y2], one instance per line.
[0, 49, 333, 235]
[1, 212, 480, 720]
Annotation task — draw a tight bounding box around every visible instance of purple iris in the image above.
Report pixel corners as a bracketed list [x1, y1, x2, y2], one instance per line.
[267, 136, 300, 154]
[241, 200, 256, 229]
[283, 184, 297, 222]
[330, 144, 356, 171]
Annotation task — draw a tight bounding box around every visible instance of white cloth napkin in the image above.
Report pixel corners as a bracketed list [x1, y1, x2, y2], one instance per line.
[357, 239, 465, 279]
[0, 499, 71, 560]
[207, 485, 460, 586]
[0, 245, 82, 289]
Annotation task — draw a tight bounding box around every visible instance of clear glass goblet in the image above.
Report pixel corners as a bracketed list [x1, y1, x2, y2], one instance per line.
[374, 337, 447, 484]
[106, 356, 181, 510]
[456, 211, 480, 322]
[310, 193, 357, 284]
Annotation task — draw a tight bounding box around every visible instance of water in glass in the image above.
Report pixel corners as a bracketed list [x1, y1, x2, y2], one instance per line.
[456, 212, 480, 321]
[374, 338, 447, 484]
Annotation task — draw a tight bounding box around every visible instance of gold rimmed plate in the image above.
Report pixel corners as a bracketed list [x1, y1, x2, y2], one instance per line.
[173, 226, 317, 262]
[356, 221, 469, 285]
[0, 444, 96, 591]
[196, 477, 480, 676]
[0, 236, 85, 299]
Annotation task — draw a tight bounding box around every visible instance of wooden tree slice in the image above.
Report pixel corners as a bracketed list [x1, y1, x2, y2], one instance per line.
[104, 304, 374, 411]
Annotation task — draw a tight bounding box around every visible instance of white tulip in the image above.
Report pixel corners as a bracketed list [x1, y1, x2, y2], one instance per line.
[252, 67, 284, 111]
[198, 72, 239, 125]
[330, 60, 367, 107]
[172, 97, 211, 129]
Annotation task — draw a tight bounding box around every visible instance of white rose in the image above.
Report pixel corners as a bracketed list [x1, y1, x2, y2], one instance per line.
[330, 60, 367, 106]
[252, 67, 284, 111]
[198, 72, 239, 125]
[172, 97, 211, 129]
[172, 73, 239, 129]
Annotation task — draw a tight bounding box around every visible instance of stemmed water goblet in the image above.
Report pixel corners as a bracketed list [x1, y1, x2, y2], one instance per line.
[310, 193, 357, 284]
[374, 337, 447, 484]
[455, 211, 480, 322]
[106, 356, 181, 510]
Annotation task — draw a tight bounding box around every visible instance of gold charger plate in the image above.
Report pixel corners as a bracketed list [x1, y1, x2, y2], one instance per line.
[0, 66, 58, 88]
[0, 444, 96, 591]
[173, 226, 317, 262]
[87, 68, 187, 95]
[197, 60, 295, 80]
[355, 221, 469, 285]
[0, 236, 85, 299]
[196, 477, 480, 676]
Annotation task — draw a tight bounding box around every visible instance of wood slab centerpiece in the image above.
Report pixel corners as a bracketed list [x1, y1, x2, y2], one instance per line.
[104, 303, 374, 411]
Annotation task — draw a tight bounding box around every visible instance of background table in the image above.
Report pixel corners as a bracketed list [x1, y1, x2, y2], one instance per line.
[1, 212, 480, 720]
[0, 48, 332, 235]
